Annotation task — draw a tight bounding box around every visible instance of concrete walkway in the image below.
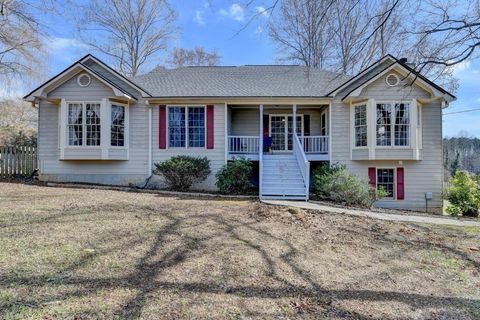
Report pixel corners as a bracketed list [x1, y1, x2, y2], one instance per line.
[262, 200, 480, 227]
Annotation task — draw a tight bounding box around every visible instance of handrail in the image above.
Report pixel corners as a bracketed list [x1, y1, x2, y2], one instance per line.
[293, 133, 310, 200]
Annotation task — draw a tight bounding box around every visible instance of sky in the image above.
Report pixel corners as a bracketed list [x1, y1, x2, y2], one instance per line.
[32, 0, 480, 138]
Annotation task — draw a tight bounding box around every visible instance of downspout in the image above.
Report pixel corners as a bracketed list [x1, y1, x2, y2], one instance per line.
[148, 104, 152, 176]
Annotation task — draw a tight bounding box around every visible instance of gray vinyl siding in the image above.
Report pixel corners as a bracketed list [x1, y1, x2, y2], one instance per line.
[49, 72, 114, 99]
[230, 106, 324, 136]
[337, 60, 394, 99]
[83, 59, 142, 98]
[331, 71, 443, 212]
[150, 104, 226, 191]
[352, 148, 368, 160]
[38, 73, 150, 185]
[358, 70, 430, 100]
[231, 108, 259, 136]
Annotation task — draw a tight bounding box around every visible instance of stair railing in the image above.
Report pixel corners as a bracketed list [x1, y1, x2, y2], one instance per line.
[293, 133, 310, 200]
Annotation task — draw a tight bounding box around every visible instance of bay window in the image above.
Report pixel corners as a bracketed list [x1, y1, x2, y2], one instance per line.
[376, 103, 410, 147]
[354, 104, 367, 147]
[67, 102, 100, 146]
[168, 106, 205, 148]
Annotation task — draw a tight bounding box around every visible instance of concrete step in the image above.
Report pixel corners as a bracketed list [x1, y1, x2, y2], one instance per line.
[261, 195, 308, 200]
[263, 182, 305, 189]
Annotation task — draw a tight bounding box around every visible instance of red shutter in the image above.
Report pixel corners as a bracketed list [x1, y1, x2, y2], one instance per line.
[159, 105, 166, 149]
[206, 105, 214, 149]
[397, 167, 405, 200]
[368, 167, 376, 188]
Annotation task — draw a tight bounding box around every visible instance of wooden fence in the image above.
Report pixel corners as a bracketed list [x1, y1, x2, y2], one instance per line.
[0, 146, 37, 179]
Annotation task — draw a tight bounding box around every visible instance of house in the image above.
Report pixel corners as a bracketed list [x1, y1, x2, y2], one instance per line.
[24, 54, 455, 212]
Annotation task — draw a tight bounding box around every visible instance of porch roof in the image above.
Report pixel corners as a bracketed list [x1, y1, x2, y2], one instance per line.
[133, 65, 351, 98]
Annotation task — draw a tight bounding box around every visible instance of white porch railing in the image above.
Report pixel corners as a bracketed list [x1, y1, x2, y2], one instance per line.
[228, 136, 260, 154]
[302, 135, 329, 153]
[293, 133, 310, 200]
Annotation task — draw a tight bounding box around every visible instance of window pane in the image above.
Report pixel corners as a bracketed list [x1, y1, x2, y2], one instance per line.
[376, 104, 392, 146]
[111, 105, 125, 147]
[377, 168, 395, 198]
[394, 103, 409, 146]
[354, 105, 367, 147]
[68, 103, 83, 146]
[86, 103, 101, 146]
[169, 107, 186, 147]
[188, 107, 205, 147]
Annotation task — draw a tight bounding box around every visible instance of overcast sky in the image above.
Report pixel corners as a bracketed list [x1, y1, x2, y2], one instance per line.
[37, 0, 480, 138]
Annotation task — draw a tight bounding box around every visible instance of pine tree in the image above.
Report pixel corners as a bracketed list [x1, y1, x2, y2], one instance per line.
[450, 151, 461, 177]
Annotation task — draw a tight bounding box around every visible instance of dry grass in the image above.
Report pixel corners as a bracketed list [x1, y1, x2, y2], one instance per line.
[0, 182, 479, 319]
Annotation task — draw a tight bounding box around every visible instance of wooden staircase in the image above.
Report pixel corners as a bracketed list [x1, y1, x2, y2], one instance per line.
[261, 154, 308, 200]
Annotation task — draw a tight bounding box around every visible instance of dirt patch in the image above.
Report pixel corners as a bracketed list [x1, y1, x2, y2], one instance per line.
[1, 182, 479, 319]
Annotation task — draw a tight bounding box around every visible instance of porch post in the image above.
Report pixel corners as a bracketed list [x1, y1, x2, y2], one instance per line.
[293, 104, 297, 142]
[259, 104, 264, 198]
[259, 104, 264, 155]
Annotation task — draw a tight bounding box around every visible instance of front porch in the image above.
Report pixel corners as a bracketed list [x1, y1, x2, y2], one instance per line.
[226, 104, 330, 200]
[226, 104, 330, 161]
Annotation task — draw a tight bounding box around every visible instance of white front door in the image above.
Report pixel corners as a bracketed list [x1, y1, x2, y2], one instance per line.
[269, 115, 303, 151]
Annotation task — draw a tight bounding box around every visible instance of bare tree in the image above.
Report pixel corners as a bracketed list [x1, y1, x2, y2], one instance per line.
[167, 47, 222, 68]
[269, 0, 335, 68]
[268, 0, 407, 74]
[249, 0, 477, 91]
[0, 0, 47, 89]
[78, 0, 178, 77]
[411, 0, 480, 70]
[0, 99, 37, 146]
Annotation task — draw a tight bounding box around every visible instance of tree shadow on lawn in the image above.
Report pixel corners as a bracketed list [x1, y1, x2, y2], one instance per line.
[335, 222, 480, 270]
[1, 209, 480, 319]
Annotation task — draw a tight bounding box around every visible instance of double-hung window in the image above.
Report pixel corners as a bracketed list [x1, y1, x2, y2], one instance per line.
[354, 104, 367, 147]
[376, 103, 409, 146]
[111, 104, 126, 147]
[168, 106, 205, 148]
[67, 102, 101, 146]
[377, 168, 395, 198]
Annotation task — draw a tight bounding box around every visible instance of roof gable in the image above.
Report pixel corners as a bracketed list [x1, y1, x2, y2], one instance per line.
[23, 59, 138, 102]
[80, 55, 151, 97]
[328, 55, 456, 103]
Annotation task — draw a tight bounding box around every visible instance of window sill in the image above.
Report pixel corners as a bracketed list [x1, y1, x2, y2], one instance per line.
[351, 147, 421, 161]
[60, 147, 128, 160]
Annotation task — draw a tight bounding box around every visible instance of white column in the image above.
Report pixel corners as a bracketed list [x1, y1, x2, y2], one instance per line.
[100, 98, 110, 159]
[411, 99, 419, 160]
[367, 98, 376, 160]
[259, 105, 264, 156]
[224, 103, 228, 163]
[259, 104, 264, 198]
[292, 104, 297, 151]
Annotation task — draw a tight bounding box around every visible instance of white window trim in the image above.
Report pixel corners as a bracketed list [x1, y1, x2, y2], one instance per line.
[375, 100, 412, 149]
[352, 102, 368, 149]
[77, 73, 91, 87]
[65, 101, 102, 148]
[109, 101, 129, 149]
[167, 105, 207, 149]
[376, 167, 397, 200]
[268, 113, 304, 152]
[320, 109, 328, 136]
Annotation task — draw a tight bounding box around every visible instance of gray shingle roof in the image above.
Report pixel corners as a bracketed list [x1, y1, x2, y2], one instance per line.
[132, 65, 351, 98]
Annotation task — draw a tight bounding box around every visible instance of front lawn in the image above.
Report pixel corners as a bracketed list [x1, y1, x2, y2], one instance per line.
[0, 183, 479, 319]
